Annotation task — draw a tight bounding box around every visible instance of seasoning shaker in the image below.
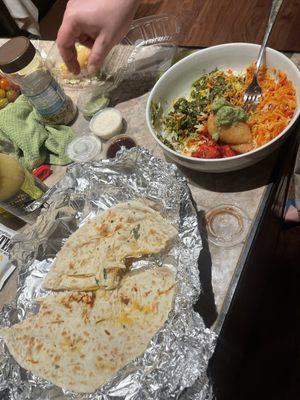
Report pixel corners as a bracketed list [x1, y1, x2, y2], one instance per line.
[0, 37, 77, 125]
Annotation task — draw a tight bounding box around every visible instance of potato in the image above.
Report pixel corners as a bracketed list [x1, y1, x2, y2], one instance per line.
[77, 45, 91, 70]
[207, 113, 217, 137]
[231, 143, 253, 154]
[58, 45, 92, 79]
[219, 122, 252, 145]
[207, 114, 252, 145]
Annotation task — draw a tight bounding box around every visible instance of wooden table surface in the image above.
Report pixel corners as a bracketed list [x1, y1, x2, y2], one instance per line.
[136, 0, 300, 52]
[39, 0, 299, 51]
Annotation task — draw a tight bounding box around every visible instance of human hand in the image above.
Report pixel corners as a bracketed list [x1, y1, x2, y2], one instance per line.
[57, 0, 141, 75]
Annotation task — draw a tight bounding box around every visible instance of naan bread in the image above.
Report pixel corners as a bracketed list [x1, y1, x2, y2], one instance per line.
[0, 267, 176, 393]
[43, 199, 177, 291]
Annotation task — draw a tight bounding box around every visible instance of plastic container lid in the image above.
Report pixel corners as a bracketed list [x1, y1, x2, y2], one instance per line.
[67, 135, 102, 162]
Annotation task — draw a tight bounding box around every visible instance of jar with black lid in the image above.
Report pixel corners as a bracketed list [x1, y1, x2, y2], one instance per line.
[0, 37, 77, 125]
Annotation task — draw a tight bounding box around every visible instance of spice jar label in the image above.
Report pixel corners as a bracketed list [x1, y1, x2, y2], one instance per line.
[3, 170, 45, 209]
[0, 223, 16, 291]
[25, 72, 67, 117]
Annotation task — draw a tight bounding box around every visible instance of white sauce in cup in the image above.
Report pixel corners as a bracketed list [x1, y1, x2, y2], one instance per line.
[89, 108, 123, 140]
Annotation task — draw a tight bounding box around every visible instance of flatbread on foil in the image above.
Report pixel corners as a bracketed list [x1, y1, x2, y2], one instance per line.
[0, 267, 176, 393]
[43, 199, 177, 291]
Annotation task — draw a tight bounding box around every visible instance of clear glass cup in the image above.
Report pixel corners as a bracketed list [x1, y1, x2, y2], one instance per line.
[205, 204, 250, 247]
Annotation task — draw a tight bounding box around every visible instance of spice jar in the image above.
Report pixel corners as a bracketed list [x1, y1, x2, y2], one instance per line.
[0, 153, 48, 224]
[0, 37, 77, 125]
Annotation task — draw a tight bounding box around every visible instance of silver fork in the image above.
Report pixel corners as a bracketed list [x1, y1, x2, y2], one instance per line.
[243, 0, 284, 112]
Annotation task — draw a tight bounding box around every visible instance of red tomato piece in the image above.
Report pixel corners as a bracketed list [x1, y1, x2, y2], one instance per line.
[0, 78, 10, 90]
[192, 144, 222, 159]
[285, 110, 294, 118]
[219, 145, 237, 158]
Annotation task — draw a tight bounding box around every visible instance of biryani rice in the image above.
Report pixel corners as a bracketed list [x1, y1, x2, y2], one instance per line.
[160, 65, 297, 158]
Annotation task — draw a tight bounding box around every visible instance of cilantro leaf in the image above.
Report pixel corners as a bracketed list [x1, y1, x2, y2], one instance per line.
[131, 224, 141, 240]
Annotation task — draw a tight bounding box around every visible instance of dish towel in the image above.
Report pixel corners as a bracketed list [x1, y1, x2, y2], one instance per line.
[0, 95, 74, 171]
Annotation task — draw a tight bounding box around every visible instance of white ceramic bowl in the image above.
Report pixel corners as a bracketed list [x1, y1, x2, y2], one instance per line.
[146, 43, 300, 172]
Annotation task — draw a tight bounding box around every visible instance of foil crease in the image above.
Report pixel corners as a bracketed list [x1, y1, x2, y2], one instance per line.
[0, 148, 216, 400]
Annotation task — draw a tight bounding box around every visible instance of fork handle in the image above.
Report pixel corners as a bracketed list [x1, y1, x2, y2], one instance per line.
[255, 0, 284, 71]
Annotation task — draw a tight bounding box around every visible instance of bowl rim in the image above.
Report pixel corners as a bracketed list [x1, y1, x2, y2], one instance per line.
[146, 42, 300, 163]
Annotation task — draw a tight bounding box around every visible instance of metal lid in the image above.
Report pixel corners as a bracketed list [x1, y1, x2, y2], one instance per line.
[67, 134, 102, 162]
[0, 37, 36, 73]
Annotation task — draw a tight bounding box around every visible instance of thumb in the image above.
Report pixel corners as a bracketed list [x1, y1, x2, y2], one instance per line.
[87, 34, 111, 74]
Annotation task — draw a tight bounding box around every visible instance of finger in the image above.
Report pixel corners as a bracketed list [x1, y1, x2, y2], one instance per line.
[87, 34, 111, 74]
[78, 34, 94, 49]
[57, 23, 80, 75]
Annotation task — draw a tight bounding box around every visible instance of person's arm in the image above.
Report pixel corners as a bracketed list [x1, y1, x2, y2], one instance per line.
[57, 0, 141, 75]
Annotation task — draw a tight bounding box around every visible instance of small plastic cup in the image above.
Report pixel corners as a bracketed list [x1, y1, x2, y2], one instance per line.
[77, 87, 110, 120]
[89, 108, 123, 140]
[105, 134, 137, 159]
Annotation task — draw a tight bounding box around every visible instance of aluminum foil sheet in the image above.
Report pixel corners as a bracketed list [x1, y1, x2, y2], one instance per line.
[0, 147, 216, 400]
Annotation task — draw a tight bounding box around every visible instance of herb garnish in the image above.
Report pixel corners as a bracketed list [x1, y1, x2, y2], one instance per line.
[212, 131, 220, 141]
[131, 224, 141, 240]
[151, 101, 164, 130]
[160, 68, 246, 151]
[103, 268, 107, 280]
[95, 278, 100, 286]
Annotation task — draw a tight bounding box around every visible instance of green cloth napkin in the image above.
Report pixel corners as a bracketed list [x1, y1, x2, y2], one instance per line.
[0, 95, 75, 171]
